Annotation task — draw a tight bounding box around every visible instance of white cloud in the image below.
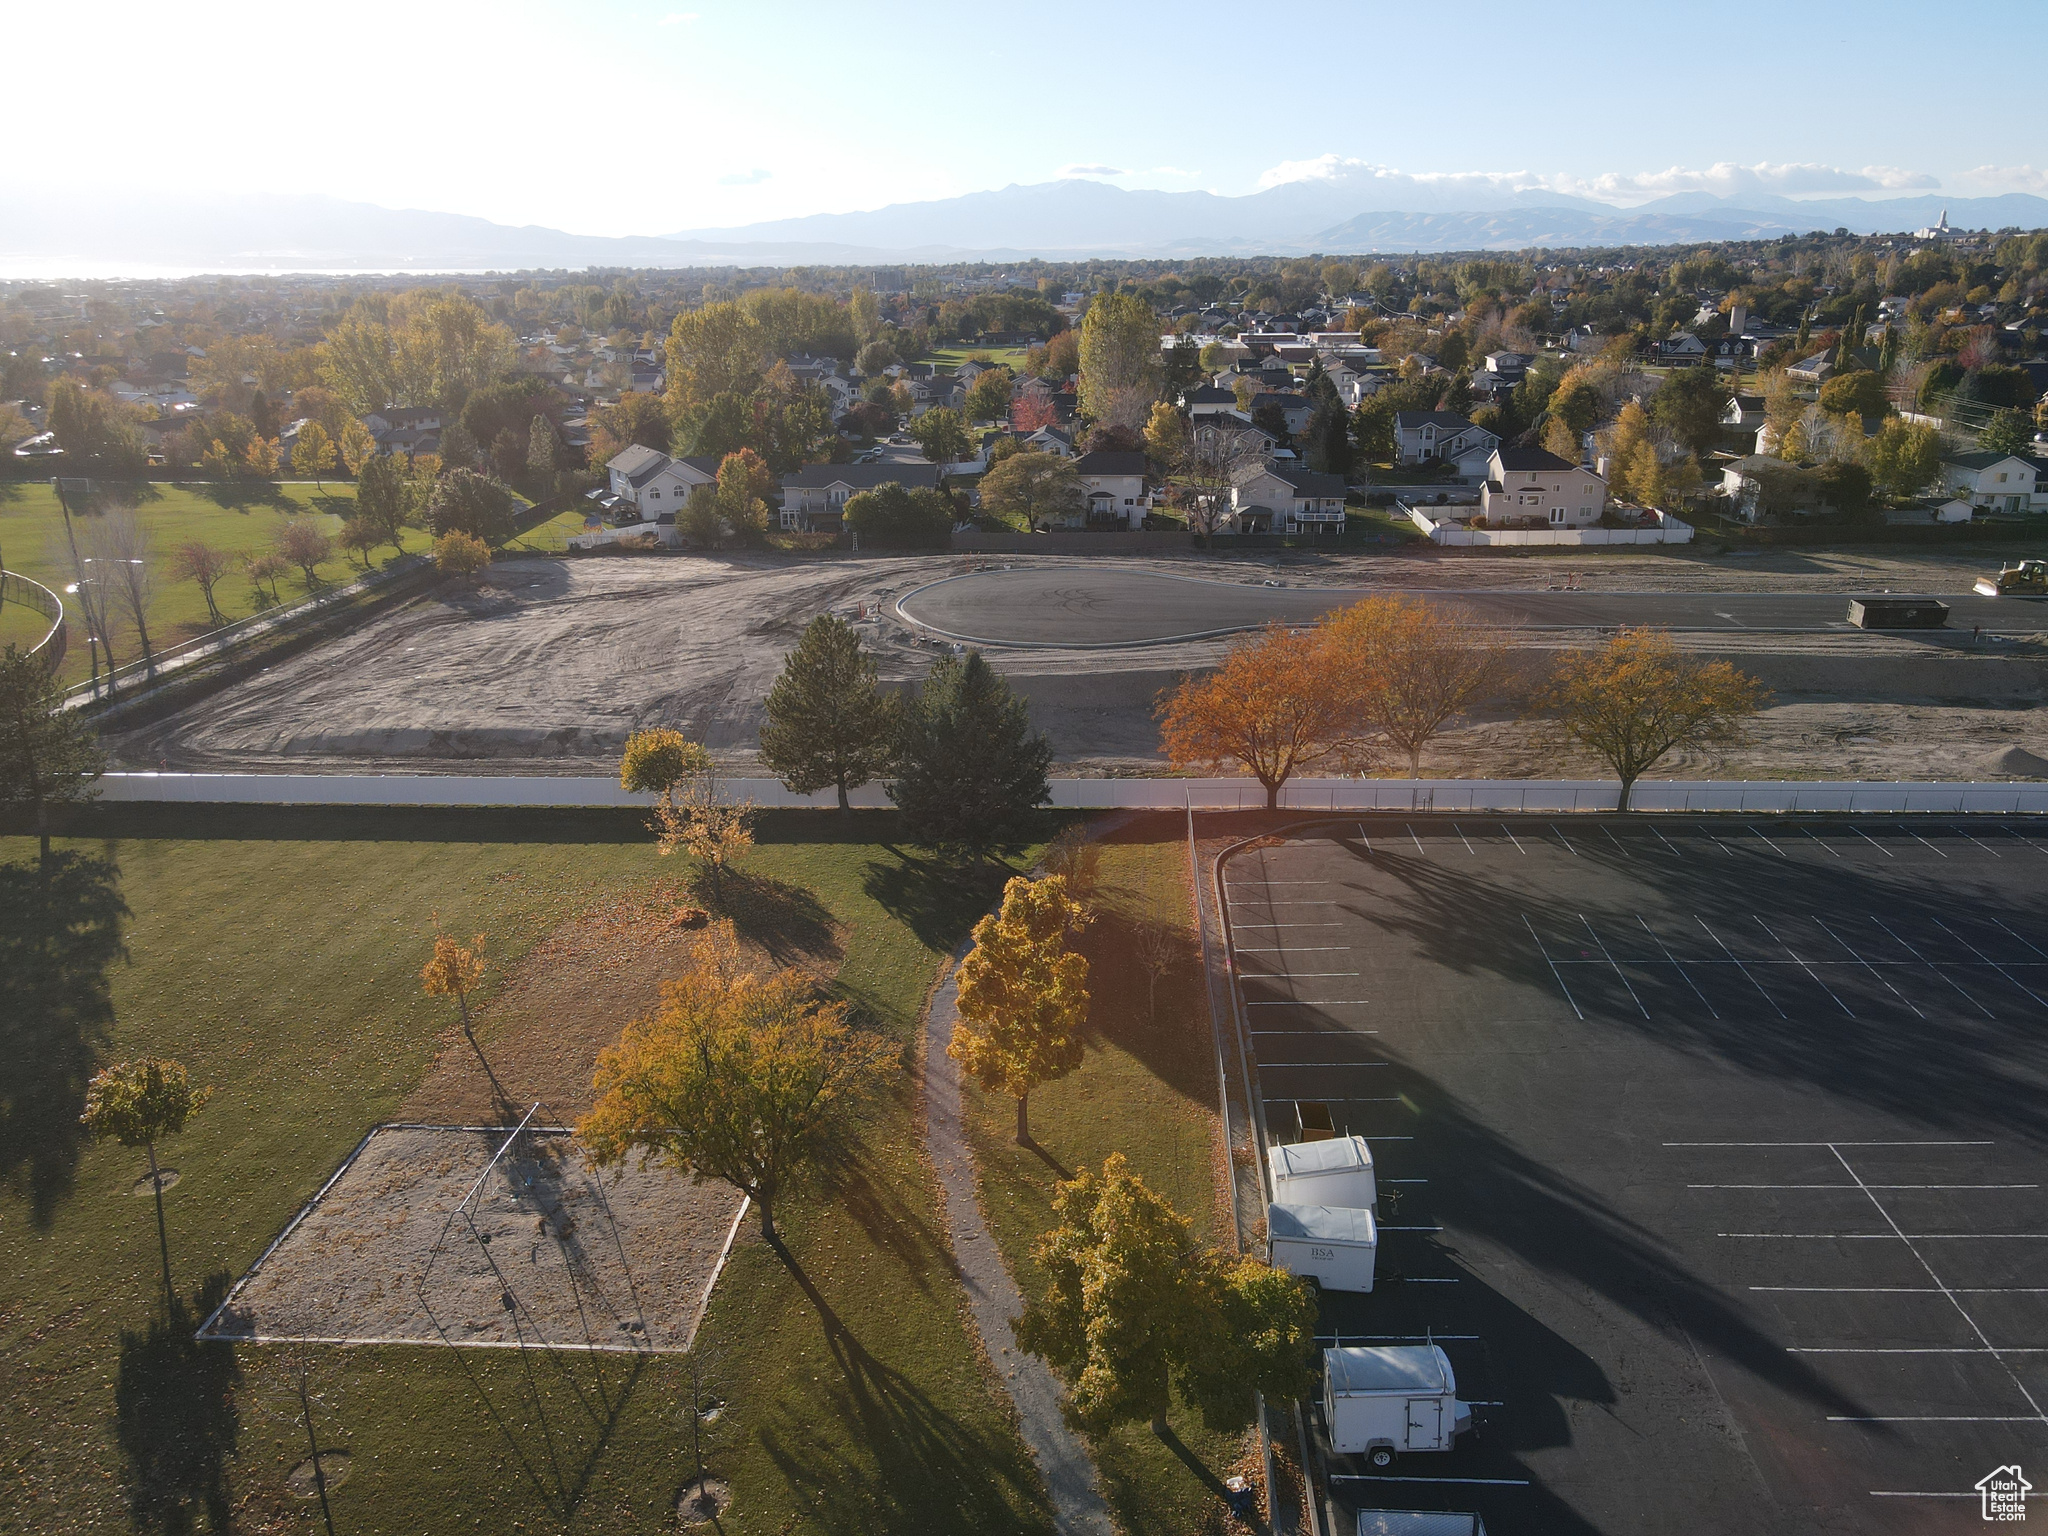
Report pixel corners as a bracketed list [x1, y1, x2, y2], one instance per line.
[658, 10, 699, 23]
[717, 168, 771, 186]
[1058, 163, 1125, 178]
[1956, 163, 2048, 194]
[1254, 154, 1942, 205]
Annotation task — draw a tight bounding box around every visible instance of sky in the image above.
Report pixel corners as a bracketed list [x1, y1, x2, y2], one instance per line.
[10, 0, 2044, 236]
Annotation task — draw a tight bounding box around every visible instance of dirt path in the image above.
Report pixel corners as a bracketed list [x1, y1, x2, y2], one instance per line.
[924, 942, 1114, 1536]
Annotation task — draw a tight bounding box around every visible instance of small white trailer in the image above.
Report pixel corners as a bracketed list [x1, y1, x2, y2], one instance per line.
[1357, 1512, 1486, 1536]
[1267, 1203, 1377, 1292]
[1271, 1135, 1377, 1210]
[1324, 1344, 1473, 1467]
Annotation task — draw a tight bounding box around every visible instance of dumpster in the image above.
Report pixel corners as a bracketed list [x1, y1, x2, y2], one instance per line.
[1324, 1344, 1472, 1466]
[1268, 1203, 1377, 1292]
[1357, 1513, 1486, 1536]
[1848, 595, 1949, 629]
[1272, 1135, 1377, 1211]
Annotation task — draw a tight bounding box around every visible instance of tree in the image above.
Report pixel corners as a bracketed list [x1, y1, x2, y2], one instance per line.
[1599, 399, 1653, 500]
[979, 449, 1084, 531]
[1143, 401, 1188, 469]
[424, 469, 517, 544]
[1078, 293, 1161, 433]
[581, 918, 895, 1245]
[964, 368, 1014, 424]
[654, 773, 756, 904]
[1981, 408, 2034, 458]
[715, 448, 775, 546]
[1819, 369, 1890, 421]
[1534, 629, 1768, 811]
[353, 453, 413, 558]
[90, 509, 160, 679]
[951, 875, 1090, 1145]
[908, 406, 971, 466]
[1324, 596, 1512, 777]
[891, 650, 1050, 861]
[337, 419, 378, 478]
[586, 391, 673, 463]
[1304, 400, 1353, 476]
[421, 927, 487, 1050]
[758, 615, 897, 812]
[0, 644, 104, 862]
[620, 727, 711, 806]
[81, 1058, 212, 1306]
[1541, 412, 1580, 462]
[1648, 365, 1729, 456]
[273, 517, 334, 589]
[525, 414, 562, 496]
[339, 515, 382, 570]
[665, 301, 766, 419]
[1171, 424, 1266, 538]
[244, 552, 289, 607]
[432, 529, 491, 581]
[842, 481, 955, 549]
[1815, 460, 1874, 519]
[171, 540, 234, 625]
[1014, 1154, 1317, 1437]
[1157, 624, 1356, 809]
[290, 422, 335, 488]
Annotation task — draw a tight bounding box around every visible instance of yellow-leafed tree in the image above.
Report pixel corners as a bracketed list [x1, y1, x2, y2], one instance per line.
[581, 919, 895, 1244]
[1156, 623, 1359, 808]
[951, 874, 1090, 1147]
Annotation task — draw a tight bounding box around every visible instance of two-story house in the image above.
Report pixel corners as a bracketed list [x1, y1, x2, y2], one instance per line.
[1072, 450, 1152, 528]
[1323, 357, 1386, 409]
[1480, 445, 1608, 527]
[1249, 392, 1315, 437]
[606, 444, 721, 520]
[1393, 411, 1499, 475]
[1940, 451, 2042, 514]
[1230, 464, 1348, 534]
[779, 461, 941, 531]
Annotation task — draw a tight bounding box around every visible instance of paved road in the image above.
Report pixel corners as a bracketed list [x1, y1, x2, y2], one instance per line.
[897, 568, 2042, 648]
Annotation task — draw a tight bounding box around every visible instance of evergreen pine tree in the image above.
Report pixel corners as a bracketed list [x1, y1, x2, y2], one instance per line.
[758, 615, 897, 812]
[890, 650, 1050, 861]
[0, 645, 105, 863]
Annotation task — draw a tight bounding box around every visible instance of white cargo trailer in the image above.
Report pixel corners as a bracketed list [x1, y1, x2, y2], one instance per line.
[1356, 1512, 1485, 1536]
[1271, 1135, 1377, 1210]
[1324, 1344, 1472, 1466]
[1267, 1203, 1377, 1292]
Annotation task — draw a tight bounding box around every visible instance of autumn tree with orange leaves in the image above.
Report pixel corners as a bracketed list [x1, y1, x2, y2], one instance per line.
[1155, 623, 1361, 809]
[1323, 595, 1514, 778]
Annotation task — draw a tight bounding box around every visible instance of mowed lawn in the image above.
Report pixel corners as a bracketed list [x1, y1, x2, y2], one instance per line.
[964, 830, 1255, 1536]
[0, 480, 436, 684]
[1, 807, 1057, 1535]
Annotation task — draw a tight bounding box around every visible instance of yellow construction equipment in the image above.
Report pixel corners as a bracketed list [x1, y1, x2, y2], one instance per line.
[1975, 560, 2048, 597]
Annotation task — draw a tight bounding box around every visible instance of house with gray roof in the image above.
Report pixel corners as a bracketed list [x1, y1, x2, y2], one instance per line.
[779, 460, 941, 531]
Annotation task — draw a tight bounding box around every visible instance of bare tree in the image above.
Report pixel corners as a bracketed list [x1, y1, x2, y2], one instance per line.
[1172, 422, 1266, 539]
[171, 540, 234, 626]
[89, 510, 159, 680]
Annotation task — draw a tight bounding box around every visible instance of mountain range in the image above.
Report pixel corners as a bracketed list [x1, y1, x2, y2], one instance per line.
[4, 181, 2045, 277]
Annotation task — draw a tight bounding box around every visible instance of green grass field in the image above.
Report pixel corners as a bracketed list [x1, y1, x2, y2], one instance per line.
[919, 346, 1033, 372]
[964, 832, 1254, 1535]
[0, 480, 436, 684]
[1, 807, 1060, 1535]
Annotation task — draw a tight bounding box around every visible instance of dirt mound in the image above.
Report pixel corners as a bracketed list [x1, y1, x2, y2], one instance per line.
[1978, 746, 2048, 778]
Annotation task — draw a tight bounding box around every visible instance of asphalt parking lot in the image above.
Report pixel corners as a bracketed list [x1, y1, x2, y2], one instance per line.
[1216, 816, 2048, 1535]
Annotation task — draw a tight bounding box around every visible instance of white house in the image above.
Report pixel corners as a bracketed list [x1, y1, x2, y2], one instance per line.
[1939, 451, 2042, 514]
[778, 460, 941, 531]
[1072, 450, 1152, 528]
[1392, 411, 1499, 475]
[1480, 445, 1607, 527]
[1182, 384, 1241, 419]
[606, 444, 721, 518]
[1323, 358, 1385, 409]
[1230, 464, 1348, 534]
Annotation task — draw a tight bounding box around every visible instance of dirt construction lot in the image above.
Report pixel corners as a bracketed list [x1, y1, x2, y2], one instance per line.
[110, 545, 2048, 781]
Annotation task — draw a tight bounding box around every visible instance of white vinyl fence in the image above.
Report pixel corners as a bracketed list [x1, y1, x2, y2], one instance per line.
[94, 773, 2048, 815]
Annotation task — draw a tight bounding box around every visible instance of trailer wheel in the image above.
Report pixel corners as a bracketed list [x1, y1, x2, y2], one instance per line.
[1369, 1448, 1394, 1469]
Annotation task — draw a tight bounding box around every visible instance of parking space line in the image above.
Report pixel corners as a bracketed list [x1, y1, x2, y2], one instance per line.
[1551, 823, 1579, 856]
[1792, 1346, 2048, 1354]
[1237, 972, 1361, 979]
[1406, 823, 1426, 856]
[1254, 901, 1345, 906]
[1827, 1143, 2048, 1426]
[1852, 826, 1895, 858]
[1640, 916, 1718, 1017]
[1755, 1286, 2048, 1293]
[1699, 1184, 2037, 1190]
[1603, 825, 1633, 860]
[1697, 917, 1788, 1019]
[1992, 918, 2048, 961]
[1932, 918, 2048, 1010]
[1799, 825, 1843, 858]
[1949, 824, 2001, 858]
[1244, 999, 1373, 1006]
[1870, 916, 1996, 1020]
[1653, 825, 1683, 857]
[1998, 822, 2048, 855]
[1522, 914, 1584, 1020]
[1500, 822, 1525, 854]
[1756, 917, 1854, 1017]
[1232, 922, 1345, 929]
[1235, 946, 1353, 952]
[1581, 915, 1648, 1018]
[1668, 1140, 1994, 1147]
[1814, 917, 1924, 1019]
[1749, 823, 1789, 857]
[1259, 1061, 1387, 1070]
[1227, 880, 1334, 886]
[1832, 1415, 2041, 1423]
[1452, 822, 1476, 855]
[1907, 828, 1948, 857]
[1354, 823, 1372, 850]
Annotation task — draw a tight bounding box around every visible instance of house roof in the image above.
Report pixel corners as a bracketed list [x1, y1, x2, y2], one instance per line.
[607, 443, 672, 485]
[1073, 451, 1148, 477]
[1250, 392, 1310, 409]
[1494, 445, 1578, 473]
[1943, 451, 2033, 472]
[780, 461, 941, 490]
[1262, 466, 1348, 497]
[1183, 385, 1237, 405]
[1394, 411, 1479, 432]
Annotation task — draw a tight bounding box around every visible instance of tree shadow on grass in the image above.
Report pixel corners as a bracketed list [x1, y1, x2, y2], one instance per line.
[689, 867, 839, 968]
[756, 1245, 1053, 1535]
[115, 1270, 240, 1535]
[193, 480, 293, 512]
[860, 846, 1018, 953]
[0, 851, 129, 1225]
[813, 1132, 957, 1297]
